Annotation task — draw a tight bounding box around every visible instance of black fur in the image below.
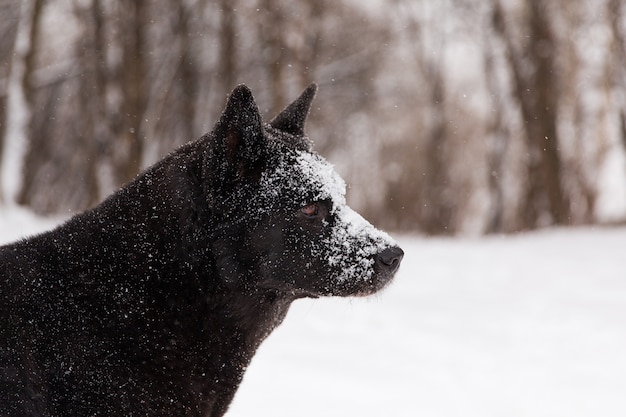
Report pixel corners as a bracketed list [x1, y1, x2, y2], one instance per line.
[0, 84, 403, 416]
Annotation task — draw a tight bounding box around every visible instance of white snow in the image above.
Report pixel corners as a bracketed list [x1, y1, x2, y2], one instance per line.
[228, 227, 626, 417]
[2, 210, 625, 416]
[324, 205, 397, 282]
[295, 151, 347, 208]
[0, 206, 61, 244]
[259, 150, 348, 208]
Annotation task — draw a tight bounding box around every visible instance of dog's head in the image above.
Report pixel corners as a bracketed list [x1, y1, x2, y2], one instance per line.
[202, 84, 403, 298]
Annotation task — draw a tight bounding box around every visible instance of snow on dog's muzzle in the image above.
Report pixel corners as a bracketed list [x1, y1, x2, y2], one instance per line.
[322, 205, 403, 295]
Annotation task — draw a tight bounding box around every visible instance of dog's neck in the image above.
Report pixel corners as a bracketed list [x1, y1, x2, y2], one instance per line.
[53, 142, 293, 343]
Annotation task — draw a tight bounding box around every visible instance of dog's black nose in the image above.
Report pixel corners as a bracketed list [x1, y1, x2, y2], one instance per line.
[376, 246, 404, 271]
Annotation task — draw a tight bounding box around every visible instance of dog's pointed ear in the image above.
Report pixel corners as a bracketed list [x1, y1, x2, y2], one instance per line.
[212, 84, 265, 180]
[269, 82, 317, 136]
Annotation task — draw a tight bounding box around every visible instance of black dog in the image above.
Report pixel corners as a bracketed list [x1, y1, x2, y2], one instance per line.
[0, 84, 403, 416]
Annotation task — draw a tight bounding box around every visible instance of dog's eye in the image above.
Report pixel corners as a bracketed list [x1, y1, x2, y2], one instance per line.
[300, 202, 319, 217]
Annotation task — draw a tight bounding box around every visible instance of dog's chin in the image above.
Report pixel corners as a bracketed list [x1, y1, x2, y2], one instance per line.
[342, 257, 401, 297]
[260, 262, 400, 299]
[352, 272, 397, 297]
[318, 269, 397, 298]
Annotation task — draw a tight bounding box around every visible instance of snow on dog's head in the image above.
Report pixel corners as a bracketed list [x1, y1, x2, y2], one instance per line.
[207, 83, 403, 297]
[258, 145, 401, 291]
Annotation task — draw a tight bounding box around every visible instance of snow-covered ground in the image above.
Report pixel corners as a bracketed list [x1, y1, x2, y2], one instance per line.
[0, 206, 63, 244]
[1, 208, 625, 416]
[231, 227, 626, 417]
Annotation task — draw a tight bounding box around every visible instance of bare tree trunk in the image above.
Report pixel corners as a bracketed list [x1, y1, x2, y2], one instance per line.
[493, 0, 570, 229]
[482, 23, 509, 233]
[608, 0, 626, 151]
[296, 1, 323, 89]
[116, 0, 148, 185]
[259, 0, 287, 115]
[529, 0, 569, 225]
[76, 0, 107, 207]
[0, 3, 21, 204]
[384, 0, 454, 234]
[8, 0, 44, 207]
[219, 0, 237, 100]
[419, 71, 454, 234]
[177, 1, 198, 143]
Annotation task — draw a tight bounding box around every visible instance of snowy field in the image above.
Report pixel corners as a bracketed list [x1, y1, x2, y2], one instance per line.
[1, 208, 625, 417]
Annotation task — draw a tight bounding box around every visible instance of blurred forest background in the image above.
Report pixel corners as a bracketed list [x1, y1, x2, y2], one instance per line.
[1, 0, 625, 235]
